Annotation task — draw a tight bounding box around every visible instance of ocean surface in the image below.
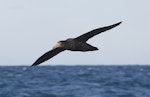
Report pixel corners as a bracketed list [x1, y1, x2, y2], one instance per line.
[0, 65, 150, 97]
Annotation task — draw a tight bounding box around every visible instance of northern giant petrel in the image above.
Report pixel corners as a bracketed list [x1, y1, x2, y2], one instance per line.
[32, 22, 122, 66]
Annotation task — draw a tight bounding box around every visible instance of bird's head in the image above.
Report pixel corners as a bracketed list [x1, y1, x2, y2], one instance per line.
[52, 42, 61, 49]
[59, 40, 66, 43]
[52, 40, 66, 49]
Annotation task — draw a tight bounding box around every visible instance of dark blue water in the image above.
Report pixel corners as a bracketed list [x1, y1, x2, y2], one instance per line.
[0, 65, 150, 97]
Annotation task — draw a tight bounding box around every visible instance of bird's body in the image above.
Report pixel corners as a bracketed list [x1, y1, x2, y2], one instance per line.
[32, 22, 122, 66]
[56, 38, 98, 51]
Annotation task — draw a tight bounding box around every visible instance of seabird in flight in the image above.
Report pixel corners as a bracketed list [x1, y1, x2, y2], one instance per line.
[32, 22, 122, 66]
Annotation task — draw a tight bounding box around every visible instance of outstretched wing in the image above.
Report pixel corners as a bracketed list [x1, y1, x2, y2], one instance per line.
[31, 48, 65, 66]
[75, 22, 122, 42]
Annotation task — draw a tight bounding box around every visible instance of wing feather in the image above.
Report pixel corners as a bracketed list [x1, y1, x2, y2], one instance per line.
[31, 48, 65, 66]
[75, 22, 122, 42]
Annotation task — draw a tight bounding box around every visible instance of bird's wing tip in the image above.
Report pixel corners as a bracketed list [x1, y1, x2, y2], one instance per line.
[119, 21, 123, 24]
[31, 63, 38, 67]
[117, 21, 122, 25]
[114, 21, 122, 27]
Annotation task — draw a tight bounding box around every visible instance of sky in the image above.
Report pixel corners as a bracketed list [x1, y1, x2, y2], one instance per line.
[0, 0, 150, 65]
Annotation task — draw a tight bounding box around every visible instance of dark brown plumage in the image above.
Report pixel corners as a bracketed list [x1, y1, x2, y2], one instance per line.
[32, 22, 122, 66]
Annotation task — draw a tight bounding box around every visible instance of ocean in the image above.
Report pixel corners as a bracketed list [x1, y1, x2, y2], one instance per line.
[0, 65, 150, 97]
